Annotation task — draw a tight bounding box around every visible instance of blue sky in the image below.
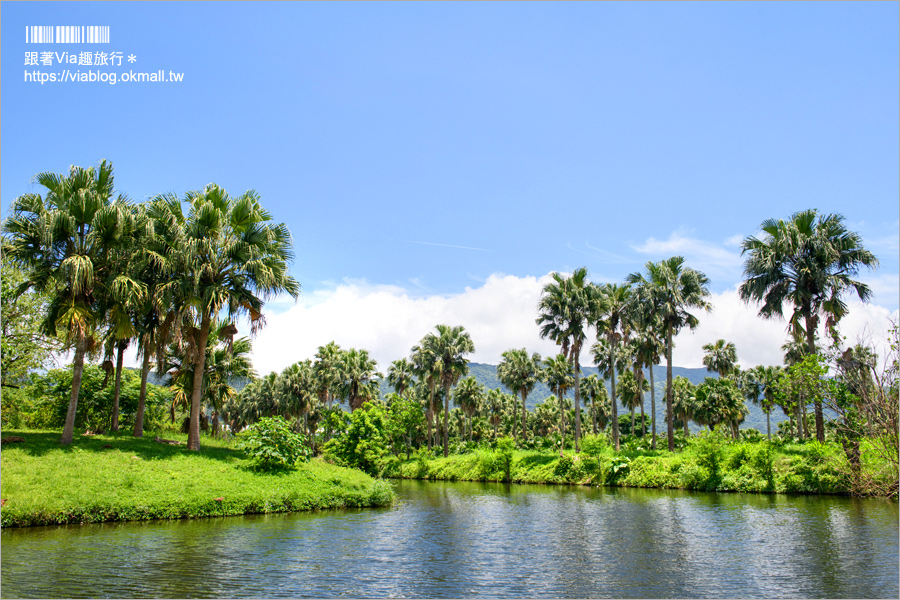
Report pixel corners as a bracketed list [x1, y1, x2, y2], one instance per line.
[3, 2, 898, 372]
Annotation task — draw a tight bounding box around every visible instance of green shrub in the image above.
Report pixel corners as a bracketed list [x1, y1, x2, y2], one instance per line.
[239, 416, 310, 470]
[581, 433, 608, 457]
[496, 437, 515, 482]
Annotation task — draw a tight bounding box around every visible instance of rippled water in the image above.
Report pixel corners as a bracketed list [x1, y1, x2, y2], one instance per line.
[2, 481, 897, 598]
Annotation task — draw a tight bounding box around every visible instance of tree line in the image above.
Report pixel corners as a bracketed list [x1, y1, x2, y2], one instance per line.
[3, 162, 895, 494]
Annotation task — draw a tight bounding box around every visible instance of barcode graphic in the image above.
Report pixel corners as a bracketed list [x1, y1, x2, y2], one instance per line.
[25, 26, 110, 44]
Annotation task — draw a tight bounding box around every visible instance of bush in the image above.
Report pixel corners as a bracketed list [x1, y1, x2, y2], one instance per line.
[581, 433, 608, 458]
[239, 416, 310, 470]
[495, 437, 515, 482]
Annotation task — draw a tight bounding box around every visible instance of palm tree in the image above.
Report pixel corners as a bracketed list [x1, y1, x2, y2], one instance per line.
[630, 313, 664, 448]
[313, 341, 344, 408]
[132, 199, 179, 437]
[411, 341, 441, 449]
[497, 348, 543, 441]
[671, 376, 696, 437]
[2, 161, 139, 445]
[702, 339, 738, 379]
[543, 353, 574, 456]
[592, 283, 632, 450]
[453, 376, 484, 443]
[579, 374, 609, 434]
[421, 325, 474, 457]
[702, 339, 739, 435]
[387, 358, 415, 399]
[619, 367, 649, 437]
[165, 185, 300, 450]
[485, 387, 506, 439]
[628, 257, 711, 451]
[536, 268, 598, 452]
[740, 209, 878, 442]
[340, 348, 380, 411]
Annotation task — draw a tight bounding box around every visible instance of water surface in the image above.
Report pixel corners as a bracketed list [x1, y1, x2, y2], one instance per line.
[2, 481, 897, 598]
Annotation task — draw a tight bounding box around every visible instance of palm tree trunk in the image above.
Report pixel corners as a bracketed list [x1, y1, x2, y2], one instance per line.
[521, 390, 528, 441]
[650, 364, 657, 449]
[187, 314, 212, 451]
[60, 334, 88, 445]
[573, 345, 582, 453]
[133, 342, 151, 437]
[766, 409, 771, 441]
[443, 383, 450, 457]
[558, 390, 565, 457]
[640, 395, 646, 438]
[111, 341, 126, 432]
[666, 323, 675, 452]
[805, 315, 825, 443]
[683, 414, 690, 438]
[610, 341, 620, 451]
[630, 406, 635, 435]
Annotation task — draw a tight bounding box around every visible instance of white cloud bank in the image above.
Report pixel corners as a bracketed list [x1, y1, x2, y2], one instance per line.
[243, 274, 899, 376]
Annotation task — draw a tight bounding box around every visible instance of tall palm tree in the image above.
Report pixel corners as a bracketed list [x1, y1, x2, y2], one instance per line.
[314, 341, 344, 409]
[543, 353, 574, 456]
[421, 325, 474, 457]
[592, 283, 632, 450]
[740, 209, 878, 442]
[497, 348, 543, 441]
[387, 358, 415, 399]
[672, 376, 696, 437]
[2, 161, 138, 445]
[628, 257, 711, 451]
[703, 339, 740, 435]
[630, 313, 664, 448]
[340, 348, 380, 411]
[453, 376, 484, 443]
[702, 339, 738, 379]
[165, 184, 300, 450]
[411, 341, 440, 449]
[536, 268, 598, 452]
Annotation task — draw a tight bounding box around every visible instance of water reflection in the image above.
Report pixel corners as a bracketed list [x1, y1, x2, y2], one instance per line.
[2, 481, 897, 598]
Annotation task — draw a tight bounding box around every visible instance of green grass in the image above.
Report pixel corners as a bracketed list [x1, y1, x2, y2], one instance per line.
[385, 437, 877, 495]
[0, 429, 394, 527]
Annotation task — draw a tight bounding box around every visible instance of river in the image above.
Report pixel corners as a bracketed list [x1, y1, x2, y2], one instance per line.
[2, 480, 897, 598]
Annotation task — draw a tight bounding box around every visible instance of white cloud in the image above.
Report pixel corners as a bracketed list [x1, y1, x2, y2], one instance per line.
[672, 288, 898, 369]
[631, 229, 744, 283]
[244, 273, 563, 375]
[118, 274, 897, 378]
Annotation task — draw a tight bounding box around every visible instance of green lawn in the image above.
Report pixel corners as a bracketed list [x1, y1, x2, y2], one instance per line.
[0, 430, 393, 527]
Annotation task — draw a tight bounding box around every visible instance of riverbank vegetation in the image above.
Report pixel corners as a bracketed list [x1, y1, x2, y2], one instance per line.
[2, 161, 896, 519]
[0, 429, 393, 528]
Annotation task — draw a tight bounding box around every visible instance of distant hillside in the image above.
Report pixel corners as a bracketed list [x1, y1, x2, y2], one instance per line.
[380, 362, 786, 434]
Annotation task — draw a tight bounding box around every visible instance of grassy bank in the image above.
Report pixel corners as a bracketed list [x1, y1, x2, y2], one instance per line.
[0, 430, 394, 527]
[383, 434, 887, 496]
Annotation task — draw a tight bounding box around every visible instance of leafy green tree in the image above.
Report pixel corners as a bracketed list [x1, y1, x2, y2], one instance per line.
[537, 268, 598, 452]
[384, 394, 425, 458]
[485, 387, 507, 439]
[160, 185, 300, 450]
[740, 209, 878, 442]
[2, 161, 139, 445]
[0, 258, 62, 388]
[239, 416, 310, 470]
[323, 402, 390, 476]
[628, 257, 711, 451]
[497, 348, 542, 441]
